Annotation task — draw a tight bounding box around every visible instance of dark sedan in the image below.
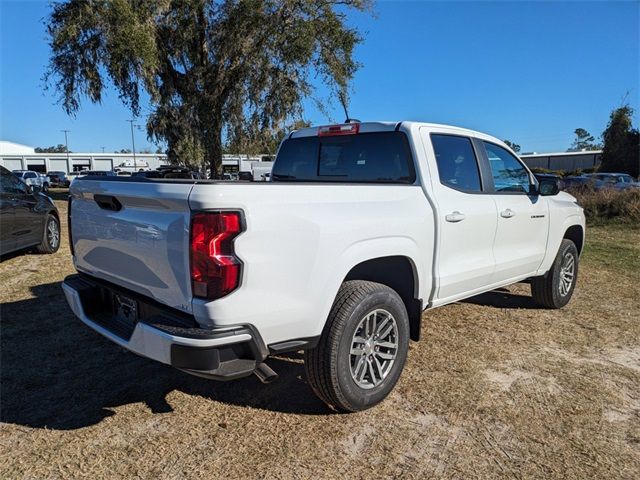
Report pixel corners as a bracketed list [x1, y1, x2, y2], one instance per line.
[0, 166, 60, 257]
[48, 171, 70, 188]
[563, 175, 606, 191]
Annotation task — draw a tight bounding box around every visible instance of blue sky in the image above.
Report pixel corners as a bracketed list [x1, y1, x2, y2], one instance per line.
[1, 0, 638, 154]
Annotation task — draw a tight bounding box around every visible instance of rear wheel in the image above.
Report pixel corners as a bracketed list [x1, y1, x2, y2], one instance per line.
[304, 281, 410, 412]
[531, 239, 578, 308]
[37, 214, 60, 254]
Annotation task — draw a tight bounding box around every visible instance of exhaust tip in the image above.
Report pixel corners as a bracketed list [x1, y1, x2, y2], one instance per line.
[254, 362, 278, 384]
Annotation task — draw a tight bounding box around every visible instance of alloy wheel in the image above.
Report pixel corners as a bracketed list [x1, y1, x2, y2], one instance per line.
[559, 252, 575, 296]
[349, 309, 399, 389]
[47, 219, 60, 249]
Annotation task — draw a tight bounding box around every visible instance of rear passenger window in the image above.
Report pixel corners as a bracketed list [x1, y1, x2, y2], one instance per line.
[272, 131, 415, 183]
[431, 134, 482, 192]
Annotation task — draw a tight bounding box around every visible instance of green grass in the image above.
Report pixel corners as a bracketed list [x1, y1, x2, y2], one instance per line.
[581, 224, 640, 277]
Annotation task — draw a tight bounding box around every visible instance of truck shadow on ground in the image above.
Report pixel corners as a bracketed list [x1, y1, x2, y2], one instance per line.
[460, 286, 542, 309]
[1, 281, 540, 431]
[1, 281, 330, 430]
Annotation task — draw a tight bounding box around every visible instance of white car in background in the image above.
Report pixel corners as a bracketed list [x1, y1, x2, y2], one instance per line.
[12, 170, 48, 192]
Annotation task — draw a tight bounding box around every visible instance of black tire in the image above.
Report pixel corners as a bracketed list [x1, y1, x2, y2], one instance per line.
[37, 214, 60, 254]
[304, 280, 410, 412]
[531, 239, 578, 309]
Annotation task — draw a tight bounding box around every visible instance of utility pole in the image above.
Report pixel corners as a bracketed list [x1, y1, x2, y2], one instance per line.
[101, 146, 105, 153]
[127, 119, 137, 169]
[61, 130, 71, 171]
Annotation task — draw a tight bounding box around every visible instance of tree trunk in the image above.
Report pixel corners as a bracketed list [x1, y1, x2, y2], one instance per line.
[203, 115, 223, 179]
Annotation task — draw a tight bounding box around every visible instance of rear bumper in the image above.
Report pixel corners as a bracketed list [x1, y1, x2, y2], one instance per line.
[62, 274, 268, 380]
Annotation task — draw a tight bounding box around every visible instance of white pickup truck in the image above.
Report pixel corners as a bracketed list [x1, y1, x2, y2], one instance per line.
[63, 121, 585, 412]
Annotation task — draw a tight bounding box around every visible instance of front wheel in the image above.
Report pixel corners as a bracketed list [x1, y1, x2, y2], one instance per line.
[531, 239, 579, 308]
[36, 214, 60, 254]
[304, 281, 410, 412]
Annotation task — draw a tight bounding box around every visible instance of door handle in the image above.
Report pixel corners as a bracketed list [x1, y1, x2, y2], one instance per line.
[94, 194, 123, 212]
[445, 211, 466, 223]
[500, 208, 515, 218]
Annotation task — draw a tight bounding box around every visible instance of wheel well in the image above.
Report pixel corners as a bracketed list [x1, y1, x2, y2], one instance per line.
[564, 225, 584, 254]
[344, 256, 423, 341]
[48, 209, 60, 223]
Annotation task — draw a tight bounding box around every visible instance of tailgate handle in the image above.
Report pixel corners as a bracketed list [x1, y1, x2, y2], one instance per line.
[94, 194, 122, 212]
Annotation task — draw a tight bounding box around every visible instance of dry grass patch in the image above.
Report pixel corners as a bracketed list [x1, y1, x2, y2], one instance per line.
[1, 200, 639, 479]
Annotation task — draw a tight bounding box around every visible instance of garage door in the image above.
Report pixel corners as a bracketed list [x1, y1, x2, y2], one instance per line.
[93, 159, 113, 171]
[48, 159, 68, 173]
[1, 158, 23, 170]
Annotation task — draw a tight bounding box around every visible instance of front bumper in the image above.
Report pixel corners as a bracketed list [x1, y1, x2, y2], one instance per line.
[62, 274, 267, 380]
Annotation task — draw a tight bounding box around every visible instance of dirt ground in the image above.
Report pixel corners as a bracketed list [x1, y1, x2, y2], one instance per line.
[1, 194, 639, 479]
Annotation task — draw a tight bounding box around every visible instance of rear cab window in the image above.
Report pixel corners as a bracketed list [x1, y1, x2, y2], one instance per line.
[272, 131, 416, 183]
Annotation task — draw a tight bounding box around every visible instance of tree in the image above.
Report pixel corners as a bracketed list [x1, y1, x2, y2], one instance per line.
[600, 105, 640, 177]
[46, 0, 370, 177]
[225, 119, 311, 155]
[35, 144, 68, 153]
[116, 148, 132, 154]
[503, 140, 521, 153]
[568, 128, 600, 151]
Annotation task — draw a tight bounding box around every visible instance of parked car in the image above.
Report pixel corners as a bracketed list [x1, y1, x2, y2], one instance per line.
[63, 121, 585, 412]
[48, 171, 70, 188]
[589, 173, 640, 191]
[82, 170, 118, 177]
[562, 175, 606, 192]
[67, 170, 89, 185]
[132, 167, 201, 179]
[39, 173, 51, 191]
[1, 166, 60, 256]
[69, 170, 117, 185]
[12, 170, 48, 192]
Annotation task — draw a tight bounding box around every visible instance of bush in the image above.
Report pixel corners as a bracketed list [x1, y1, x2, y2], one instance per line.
[568, 188, 640, 225]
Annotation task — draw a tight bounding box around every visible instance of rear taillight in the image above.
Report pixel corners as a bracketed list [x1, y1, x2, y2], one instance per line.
[318, 123, 360, 136]
[190, 211, 244, 300]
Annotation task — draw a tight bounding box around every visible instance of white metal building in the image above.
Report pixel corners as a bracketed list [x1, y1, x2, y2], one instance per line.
[0, 141, 274, 177]
[520, 150, 602, 171]
[0, 150, 169, 174]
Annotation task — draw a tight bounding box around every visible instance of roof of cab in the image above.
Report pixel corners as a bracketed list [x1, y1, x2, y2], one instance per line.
[289, 121, 494, 141]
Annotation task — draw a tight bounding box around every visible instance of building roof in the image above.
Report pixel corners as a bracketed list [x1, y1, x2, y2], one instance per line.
[520, 150, 602, 158]
[0, 141, 35, 155]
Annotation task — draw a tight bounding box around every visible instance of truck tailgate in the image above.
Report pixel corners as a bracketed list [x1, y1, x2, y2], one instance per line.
[70, 179, 195, 314]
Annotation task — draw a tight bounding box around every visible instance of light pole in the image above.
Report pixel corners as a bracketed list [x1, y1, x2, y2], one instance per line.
[61, 130, 70, 171]
[127, 119, 137, 169]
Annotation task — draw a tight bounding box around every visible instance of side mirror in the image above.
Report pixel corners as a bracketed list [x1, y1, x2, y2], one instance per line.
[31, 184, 42, 194]
[538, 178, 560, 196]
